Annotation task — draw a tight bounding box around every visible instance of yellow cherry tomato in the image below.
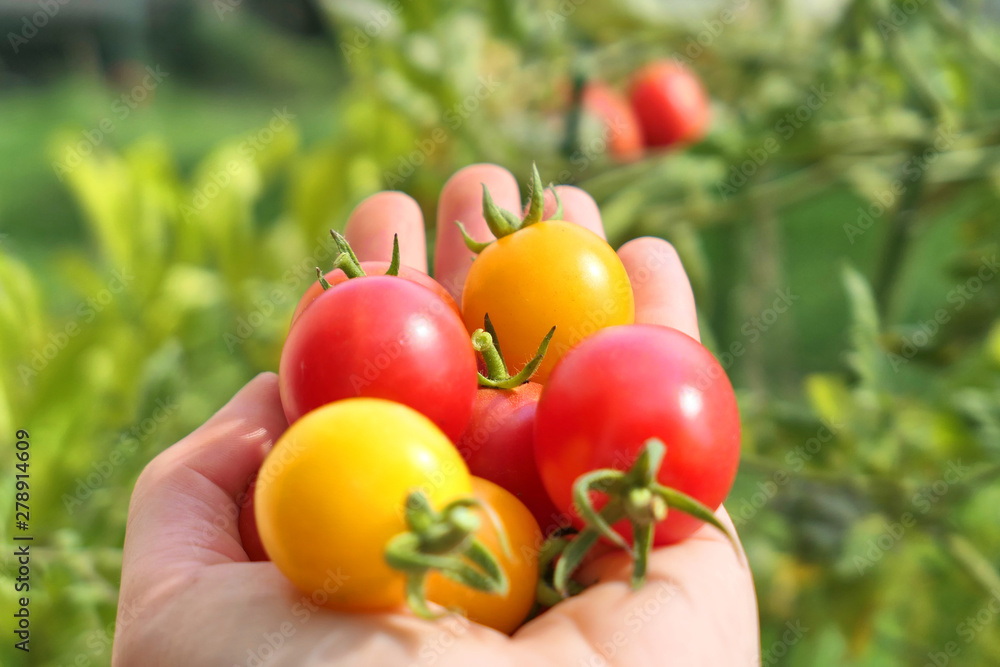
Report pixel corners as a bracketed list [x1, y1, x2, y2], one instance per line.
[255, 398, 471, 611]
[461, 221, 634, 383]
[427, 477, 543, 634]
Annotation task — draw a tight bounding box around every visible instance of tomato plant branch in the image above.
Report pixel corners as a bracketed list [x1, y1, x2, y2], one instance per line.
[944, 533, 1000, 600]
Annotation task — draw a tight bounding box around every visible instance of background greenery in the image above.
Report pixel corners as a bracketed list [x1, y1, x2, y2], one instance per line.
[2, 0, 999, 664]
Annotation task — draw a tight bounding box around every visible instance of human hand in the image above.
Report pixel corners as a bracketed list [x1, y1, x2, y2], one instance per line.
[113, 164, 760, 666]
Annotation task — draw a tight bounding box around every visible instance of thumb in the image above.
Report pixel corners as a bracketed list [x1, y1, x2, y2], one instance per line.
[120, 373, 287, 600]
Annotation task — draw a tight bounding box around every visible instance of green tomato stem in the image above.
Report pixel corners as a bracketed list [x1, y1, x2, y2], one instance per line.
[482, 184, 517, 239]
[522, 162, 546, 227]
[472, 321, 556, 389]
[472, 328, 510, 383]
[456, 221, 494, 254]
[457, 164, 565, 252]
[483, 314, 505, 366]
[330, 230, 362, 267]
[385, 490, 509, 621]
[315, 267, 331, 290]
[548, 184, 564, 220]
[539, 438, 737, 603]
[386, 233, 401, 276]
[332, 251, 366, 279]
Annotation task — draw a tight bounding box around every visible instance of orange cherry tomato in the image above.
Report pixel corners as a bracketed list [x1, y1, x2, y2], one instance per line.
[427, 477, 542, 634]
[462, 221, 634, 383]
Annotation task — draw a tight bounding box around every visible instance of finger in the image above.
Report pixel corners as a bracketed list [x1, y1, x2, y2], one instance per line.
[344, 191, 428, 272]
[434, 164, 520, 300]
[540, 185, 606, 240]
[617, 237, 700, 341]
[515, 508, 759, 666]
[120, 373, 288, 597]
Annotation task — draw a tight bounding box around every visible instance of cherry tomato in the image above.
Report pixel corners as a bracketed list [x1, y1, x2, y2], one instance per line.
[280, 276, 477, 440]
[456, 383, 563, 533]
[582, 83, 644, 161]
[630, 62, 710, 148]
[426, 477, 542, 634]
[462, 221, 634, 383]
[534, 325, 740, 545]
[255, 398, 472, 611]
[291, 260, 460, 326]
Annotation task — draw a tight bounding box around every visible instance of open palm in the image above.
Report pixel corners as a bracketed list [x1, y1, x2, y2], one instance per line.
[113, 164, 760, 666]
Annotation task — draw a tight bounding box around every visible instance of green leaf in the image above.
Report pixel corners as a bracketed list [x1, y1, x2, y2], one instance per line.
[842, 264, 883, 388]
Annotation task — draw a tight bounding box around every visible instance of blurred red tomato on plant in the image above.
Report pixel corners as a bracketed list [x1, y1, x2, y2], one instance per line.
[582, 83, 645, 161]
[629, 62, 710, 148]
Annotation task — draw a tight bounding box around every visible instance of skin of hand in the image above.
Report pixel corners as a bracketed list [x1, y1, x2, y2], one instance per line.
[112, 164, 760, 667]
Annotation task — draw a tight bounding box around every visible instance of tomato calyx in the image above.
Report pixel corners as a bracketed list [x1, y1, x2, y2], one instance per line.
[543, 439, 735, 598]
[534, 529, 586, 608]
[456, 163, 564, 254]
[474, 315, 555, 389]
[313, 231, 402, 290]
[385, 490, 509, 619]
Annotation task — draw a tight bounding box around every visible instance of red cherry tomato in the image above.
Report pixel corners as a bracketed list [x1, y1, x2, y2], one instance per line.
[629, 62, 710, 148]
[534, 325, 740, 545]
[279, 277, 477, 440]
[238, 476, 268, 562]
[455, 383, 564, 534]
[582, 83, 645, 161]
[290, 261, 460, 326]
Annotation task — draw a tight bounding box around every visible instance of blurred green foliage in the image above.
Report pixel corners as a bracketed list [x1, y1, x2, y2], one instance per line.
[2, 0, 1000, 665]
